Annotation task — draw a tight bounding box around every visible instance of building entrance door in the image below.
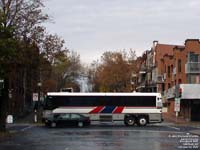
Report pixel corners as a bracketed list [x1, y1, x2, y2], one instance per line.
[191, 100, 200, 121]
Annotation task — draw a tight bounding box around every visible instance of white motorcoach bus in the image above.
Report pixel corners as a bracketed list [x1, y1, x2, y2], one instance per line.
[42, 92, 163, 126]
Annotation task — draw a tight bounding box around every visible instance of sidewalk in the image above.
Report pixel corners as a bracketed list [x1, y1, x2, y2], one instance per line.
[163, 113, 200, 135]
[163, 113, 188, 124]
[14, 109, 43, 124]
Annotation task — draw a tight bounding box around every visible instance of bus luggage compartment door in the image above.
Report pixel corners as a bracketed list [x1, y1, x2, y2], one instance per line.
[99, 115, 112, 122]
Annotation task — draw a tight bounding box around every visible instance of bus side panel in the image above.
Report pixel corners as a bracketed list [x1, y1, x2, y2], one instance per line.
[112, 114, 125, 121]
[149, 113, 163, 123]
[88, 114, 125, 121]
[122, 108, 161, 114]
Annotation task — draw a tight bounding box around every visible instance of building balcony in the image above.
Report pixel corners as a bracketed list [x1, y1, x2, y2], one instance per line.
[136, 81, 146, 91]
[185, 62, 200, 74]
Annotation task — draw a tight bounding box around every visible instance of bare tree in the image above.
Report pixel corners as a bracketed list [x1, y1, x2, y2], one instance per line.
[0, 0, 48, 41]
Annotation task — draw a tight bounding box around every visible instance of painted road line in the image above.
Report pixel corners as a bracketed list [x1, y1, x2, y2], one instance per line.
[62, 128, 184, 134]
[165, 125, 180, 131]
[20, 125, 33, 132]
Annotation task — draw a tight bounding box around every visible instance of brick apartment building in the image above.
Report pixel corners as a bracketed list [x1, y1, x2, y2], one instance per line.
[136, 39, 200, 122]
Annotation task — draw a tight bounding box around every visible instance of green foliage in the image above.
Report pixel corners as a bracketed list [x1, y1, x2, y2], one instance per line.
[0, 1, 82, 126]
[0, 28, 17, 77]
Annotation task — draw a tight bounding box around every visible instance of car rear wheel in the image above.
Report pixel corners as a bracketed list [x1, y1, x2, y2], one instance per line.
[51, 122, 56, 128]
[78, 122, 83, 127]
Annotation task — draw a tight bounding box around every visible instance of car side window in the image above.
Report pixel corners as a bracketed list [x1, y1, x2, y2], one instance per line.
[71, 114, 81, 119]
[54, 114, 60, 119]
[61, 114, 70, 119]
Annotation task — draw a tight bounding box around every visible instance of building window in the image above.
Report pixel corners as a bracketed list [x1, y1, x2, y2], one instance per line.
[162, 83, 165, 92]
[168, 83, 171, 89]
[178, 79, 182, 84]
[188, 52, 199, 62]
[171, 65, 174, 76]
[178, 59, 181, 73]
[168, 66, 170, 77]
[188, 75, 200, 84]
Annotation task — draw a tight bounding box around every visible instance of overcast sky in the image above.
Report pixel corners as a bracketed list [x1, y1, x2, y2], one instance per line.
[43, 0, 200, 64]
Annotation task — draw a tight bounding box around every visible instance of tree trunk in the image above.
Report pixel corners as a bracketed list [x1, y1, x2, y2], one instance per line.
[0, 78, 8, 132]
[23, 68, 27, 112]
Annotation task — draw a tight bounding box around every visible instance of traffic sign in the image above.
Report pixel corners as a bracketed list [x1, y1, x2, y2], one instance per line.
[174, 98, 180, 112]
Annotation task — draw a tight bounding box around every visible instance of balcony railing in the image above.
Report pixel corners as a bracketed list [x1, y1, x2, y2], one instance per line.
[185, 62, 200, 73]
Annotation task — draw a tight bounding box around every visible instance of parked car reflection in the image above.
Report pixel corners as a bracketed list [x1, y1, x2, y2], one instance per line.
[45, 113, 91, 128]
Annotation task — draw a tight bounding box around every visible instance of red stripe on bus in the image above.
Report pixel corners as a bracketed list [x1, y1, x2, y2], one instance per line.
[113, 106, 124, 113]
[89, 106, 104, 113]
[125, 106, 156, 108]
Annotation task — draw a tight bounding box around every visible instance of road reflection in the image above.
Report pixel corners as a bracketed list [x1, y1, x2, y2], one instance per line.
[1, 125, 199, 150]
[58, 130, 187, 150]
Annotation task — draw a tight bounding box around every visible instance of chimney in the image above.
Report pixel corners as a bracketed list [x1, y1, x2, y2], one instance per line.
[153, 40, 158, 50]
[152, 41, 158, 66]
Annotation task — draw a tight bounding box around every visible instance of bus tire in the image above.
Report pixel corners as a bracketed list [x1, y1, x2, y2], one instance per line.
[51, 122, 56, 128]
[137, 116, 148, 126]
[124, 117, 135, 126]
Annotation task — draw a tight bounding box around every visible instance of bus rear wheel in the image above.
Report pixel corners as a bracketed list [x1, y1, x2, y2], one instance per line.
[137, 116, 148, 126]
[124, 117, 136, 126]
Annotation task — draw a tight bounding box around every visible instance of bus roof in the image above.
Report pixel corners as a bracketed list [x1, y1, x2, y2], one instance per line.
[47, 92, 161, 97]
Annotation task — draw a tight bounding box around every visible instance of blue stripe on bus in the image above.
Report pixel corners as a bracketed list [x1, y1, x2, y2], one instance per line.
[100, 106, 116, 113]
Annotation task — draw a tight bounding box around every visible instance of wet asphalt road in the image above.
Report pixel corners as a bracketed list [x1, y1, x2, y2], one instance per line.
[0, 123, 199, 150]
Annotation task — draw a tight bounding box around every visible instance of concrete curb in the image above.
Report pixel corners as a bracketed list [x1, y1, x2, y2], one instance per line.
[189, 130, 200, 136]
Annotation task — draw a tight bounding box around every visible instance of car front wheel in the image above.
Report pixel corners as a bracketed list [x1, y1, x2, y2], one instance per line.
[78, 122, 83, 127]
[51, 122, 56, 128]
